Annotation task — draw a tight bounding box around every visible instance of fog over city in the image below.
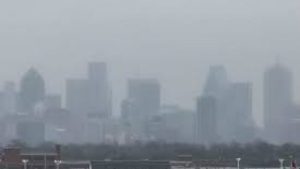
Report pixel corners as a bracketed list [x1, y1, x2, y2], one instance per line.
[0, 0, 299, 146]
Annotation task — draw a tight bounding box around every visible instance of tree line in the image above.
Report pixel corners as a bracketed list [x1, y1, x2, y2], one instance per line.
[9, 140, 300, 167]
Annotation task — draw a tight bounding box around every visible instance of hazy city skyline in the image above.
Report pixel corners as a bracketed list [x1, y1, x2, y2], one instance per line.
[0, 0, 300, 128]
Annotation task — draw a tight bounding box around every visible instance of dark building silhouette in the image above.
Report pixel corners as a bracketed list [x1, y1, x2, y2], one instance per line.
[19, 68, 45, 114]
[264, 63, 293, 143]
[196, 95, 218, 145]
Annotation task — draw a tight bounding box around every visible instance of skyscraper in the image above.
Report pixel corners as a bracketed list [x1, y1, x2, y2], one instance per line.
[264, 63, 293, 142]
[203, 65, 228, 97]
[87, 62, 111, 118]
[202, 65, 229, 142]
[195, 95, 218, 145]
[19, 68, 45, 113]
[128, 78, 161, 118]
[224, 82, 255, 142]
[66, 62, 111, 119]
[121, 78, 161, 141]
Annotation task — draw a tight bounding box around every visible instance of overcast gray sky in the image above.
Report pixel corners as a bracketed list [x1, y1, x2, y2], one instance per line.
[0, 0, 299, 126]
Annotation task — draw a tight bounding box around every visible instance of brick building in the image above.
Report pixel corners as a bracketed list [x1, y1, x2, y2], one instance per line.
[0, 145, 61, 169]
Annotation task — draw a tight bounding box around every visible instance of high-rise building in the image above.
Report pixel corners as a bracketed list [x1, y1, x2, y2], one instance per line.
[264, 63, 293, 142]
[121, 78, 161, 141]
[19, 68, 45, 113]
[195, 95, 218, 145]
[202, 65, 229, 142]
[66, 79, 89, 115]
[128, 78, 161, 118]
[203, 65, 228, 97]
[200, 66, 255, 143]
[87, 62, 111, 118]
[223, 82, 255, 142]
[66, 62, 112, 119]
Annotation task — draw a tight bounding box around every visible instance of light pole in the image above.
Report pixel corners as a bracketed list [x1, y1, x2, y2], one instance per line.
[279, 159, 284, 169]
[236, 158, 241, 169]
[22, 159, 29, 169]
[54, 160, 62, 169]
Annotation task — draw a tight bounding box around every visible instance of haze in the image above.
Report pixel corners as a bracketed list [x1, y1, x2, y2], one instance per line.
[0, 0, 300, 128]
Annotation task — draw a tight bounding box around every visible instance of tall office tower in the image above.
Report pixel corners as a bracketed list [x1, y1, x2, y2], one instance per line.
[19, 68, 46, 113]
[128, 78, 161, 118]
[196, 95, 218, 145]
[121, 79, 160, 140]
[65, 79, 89, 116]
[223, 82, 255, 142]
[203, 65, 228, 96]
[2, 82, 17, 114]
[264, 63, 293, 142]
[202, 65, 229, 141]
[87, 62, 111, 118]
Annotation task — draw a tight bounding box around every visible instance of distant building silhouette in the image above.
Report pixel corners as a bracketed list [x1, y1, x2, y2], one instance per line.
[200, 65, 228, 143]
[223, 82, 255, 142]
[19, 68, 45, 114]
[64, 63, 112, 144]
[127, 78, 161, 118]
[87, 62, 111, 118]
[66, 62, 111, 119]
[196, 95, 218, 145]
[264, 63, 293, 143]
[203, 65, 228, 97]
[121, 78, 161, 141]
[199, 65, 256, 143]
